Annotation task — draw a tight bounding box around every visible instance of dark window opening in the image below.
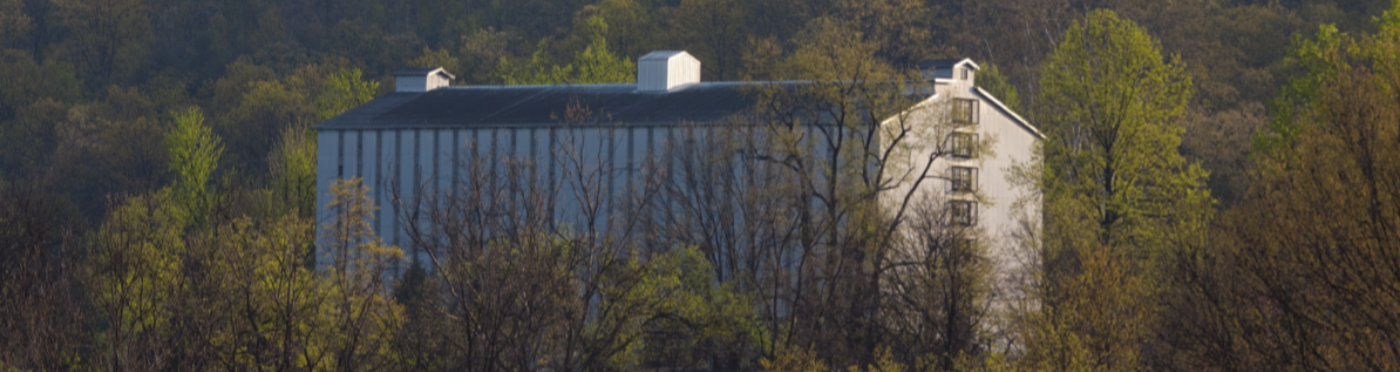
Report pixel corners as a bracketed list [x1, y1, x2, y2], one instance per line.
[950, 132, 977, 159]
[954, 98, 979, 125]
[949, 200, 978, 227]
[950, 166, 977, 193]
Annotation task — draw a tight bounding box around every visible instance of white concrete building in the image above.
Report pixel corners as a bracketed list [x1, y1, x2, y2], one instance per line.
[314, 51, 1041, 273]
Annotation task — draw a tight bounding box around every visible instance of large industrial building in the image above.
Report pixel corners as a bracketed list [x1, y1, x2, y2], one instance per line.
[314, 50, 1041, 275]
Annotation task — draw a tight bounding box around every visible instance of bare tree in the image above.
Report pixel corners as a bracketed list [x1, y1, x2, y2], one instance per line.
[393, 99, 716, 372]
[0, 181, 87, 371]
[88, 193, 186, 372]
[884, 195, 994, 370]
[640, 27, 999, 366]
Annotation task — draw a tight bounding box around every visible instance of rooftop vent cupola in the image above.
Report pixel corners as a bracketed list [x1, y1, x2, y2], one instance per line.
[918, 58, 979, 85]
[637, 51, 700, 92]
[393, 67, 455, 93]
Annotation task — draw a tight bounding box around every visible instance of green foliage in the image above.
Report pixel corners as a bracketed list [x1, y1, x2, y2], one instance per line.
[6, 0, 1400, 370]
[51, 0, 151, 89]
[572, 16, 637, 84]
[1169, 5, 1400, 369]
[217, 64, 321, 179]
[268, 123, 316, 218]
[0, 51, 81, 180]
[639, 245, 766, 369]
[318, 178, 404, 371]
[0, 0, 30, 44]
[948, 351, 1015, 372]
[0, 50, 82, 117]
[319, 178, 404, 274]
[591, 0, 661, 59]
[48, 92, 170, 222]
[89, 190, 187, 371]
[1028, 9, 1213, 371]
[828, 0, 937, 66]
[316, 68, 380, 121]
[497, 39, 573, 85]
[673, 0, 750, 80]
[455, 27, 515, 84]
[187, 213, 329, 371]
[498, 15, 636, 85]
[163, 107, 222, 226]
[1020, 245, 1153, 372]
[976, 63, 1019, 112]
[1257, 19, 1354, 170]
[0, 99, 67, 181]
[1037, 9, 1208, 263]
[760, 347, 830, 372]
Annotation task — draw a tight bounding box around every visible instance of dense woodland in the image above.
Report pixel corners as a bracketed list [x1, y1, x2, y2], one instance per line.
[3, 0, 1400, 370]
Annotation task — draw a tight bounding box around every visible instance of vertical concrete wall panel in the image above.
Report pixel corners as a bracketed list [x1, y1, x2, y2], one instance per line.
[397, 130, 415, 248]
[379, 131, 398, 243]
[315, 130, 340, 241]
[628, 127, 645, 183]
[361, 131, 382, 235]
[435, 129, 452, 196]
[454, 130, 468, 189]
[513, 128, 531, 160]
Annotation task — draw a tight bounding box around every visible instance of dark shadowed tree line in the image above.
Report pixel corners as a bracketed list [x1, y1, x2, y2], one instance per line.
[5, 0, 1400, 371]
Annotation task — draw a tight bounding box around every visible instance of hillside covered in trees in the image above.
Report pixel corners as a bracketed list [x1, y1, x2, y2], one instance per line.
[3, 0, 1400, 370]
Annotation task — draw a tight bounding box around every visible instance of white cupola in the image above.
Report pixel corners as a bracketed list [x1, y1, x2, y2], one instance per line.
[918, 58, 979, 86]
[393, 67, 455, 93]
[637, 51, 701, 92]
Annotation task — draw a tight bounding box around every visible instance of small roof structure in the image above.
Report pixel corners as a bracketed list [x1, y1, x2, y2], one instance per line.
[918, 58, 981, 71]
[393, 67, 456, 80]
[638, 50, 693, 61]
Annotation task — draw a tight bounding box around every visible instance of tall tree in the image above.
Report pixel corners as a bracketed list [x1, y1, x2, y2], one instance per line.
[0, 0, 31, 46]
[673, 0, 749, 80]
[316, 68, 379, 121]
[1025, 9, 1211, 370]
[648, 18, 999, 368]
[590, 0, 660, 60]
[89, 191, 188, 371]
[0, 182, 85, 371]
[1164, 5, 1400, 369]
[498, 15, 635, 85]
[1036, 8, 1208, 263]
[164, 107, 222, 227]
[52, 0, 151, 89]
[268, 123, 317, 218]
[830, 0, 938, 66]
[319, 178, 404, 371]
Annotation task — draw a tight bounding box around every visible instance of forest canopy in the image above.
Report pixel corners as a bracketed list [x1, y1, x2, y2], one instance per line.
[3, 0, 1400, 370]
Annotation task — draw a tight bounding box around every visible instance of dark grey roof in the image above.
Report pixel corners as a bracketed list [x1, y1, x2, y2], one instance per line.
[315, 83, 765, 130]
[918, 58, 977, 70]
[394, 67, 445, 75]
[639, 50, 690, 61]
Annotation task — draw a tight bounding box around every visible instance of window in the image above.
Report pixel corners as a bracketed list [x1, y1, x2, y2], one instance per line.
[949, 200, 978, 227]
[949, 132, 977, 159]
[950, 166, 977, 193]
[961, 67, 971, 80]
[953, 98, 979, 125]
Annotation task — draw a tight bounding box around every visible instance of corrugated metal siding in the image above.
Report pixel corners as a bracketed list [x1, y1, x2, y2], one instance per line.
[315, 131, 339, 239]
[638, 58, 668, 92]
[395, 76, 427, 93]
[316, 108, 1035, 274]
[670, 56, 700, 89]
